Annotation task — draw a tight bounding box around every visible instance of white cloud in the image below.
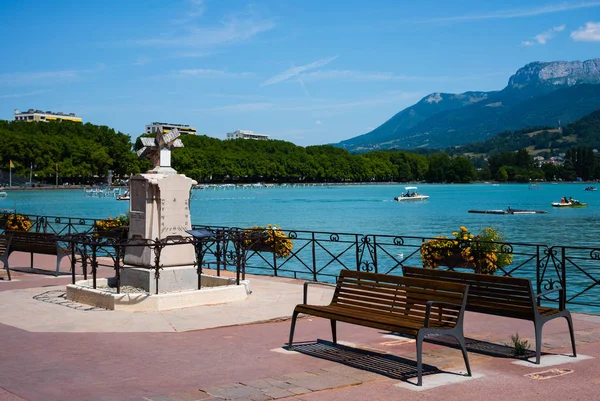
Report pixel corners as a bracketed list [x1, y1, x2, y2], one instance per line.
[187, 0, 205, 18]
[420, 2, 600, 23]
[315, 120, 322, 125]
[135, 6, 275, 48]
[571, 21, 600, 41]
[0, 70, 79, 85]
[196, 102, 273, 113]
[172, 69, 253, 78]
[260, 56, 338, 86]
[0, 90, 49, 99]
[522, 24, 566, 46]
[299, 69, 505, 83]
[133, 56, 152, 66]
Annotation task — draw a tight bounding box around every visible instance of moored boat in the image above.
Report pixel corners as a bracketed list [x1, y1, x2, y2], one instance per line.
[394, 186, 429, 201]
[551, 201, 587, 208]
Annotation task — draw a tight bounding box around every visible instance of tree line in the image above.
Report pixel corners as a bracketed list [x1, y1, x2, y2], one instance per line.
[1, 118, 600, 185]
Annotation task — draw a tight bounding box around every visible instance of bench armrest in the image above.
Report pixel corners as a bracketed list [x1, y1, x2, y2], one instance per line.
[535, 287, 562, 299]
[535, 287, 565, 310]
[425, 300, 463, 328]
[303, 281, 337, 304]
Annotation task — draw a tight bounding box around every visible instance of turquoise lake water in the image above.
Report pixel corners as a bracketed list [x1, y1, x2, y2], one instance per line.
[2, 183, 598, 247]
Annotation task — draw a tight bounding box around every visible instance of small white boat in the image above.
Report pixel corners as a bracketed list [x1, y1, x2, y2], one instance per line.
[394, 186, 429, 201]
[0, 192, 6, 198]
[551, 201, 587, 208]
[117, 190, 130, 201]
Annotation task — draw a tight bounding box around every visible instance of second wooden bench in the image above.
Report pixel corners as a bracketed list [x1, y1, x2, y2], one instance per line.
[402, 266, 577, 363]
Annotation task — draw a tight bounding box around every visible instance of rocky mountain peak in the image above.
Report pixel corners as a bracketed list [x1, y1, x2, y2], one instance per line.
[508, 58, 600, 89]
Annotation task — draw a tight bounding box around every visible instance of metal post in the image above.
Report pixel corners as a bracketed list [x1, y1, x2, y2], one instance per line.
[114, 241, 122, 294]
[311, 232, 317, 281]
[153, 239, 163, 295]
[70, 237, 76, 284]
[91, 241, 98, 289]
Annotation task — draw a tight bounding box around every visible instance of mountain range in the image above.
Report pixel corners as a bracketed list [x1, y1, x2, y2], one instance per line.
[335, 58, 600, 152]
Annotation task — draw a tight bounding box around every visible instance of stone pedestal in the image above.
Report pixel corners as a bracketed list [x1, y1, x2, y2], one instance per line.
[123, 172, 197, 267]
[121, 265, 217, 293]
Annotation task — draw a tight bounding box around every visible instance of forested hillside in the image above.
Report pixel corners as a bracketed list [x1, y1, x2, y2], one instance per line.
[173, 135, 476, 183]
[0, 120, 144, 183]
[0, 120, 476, 184]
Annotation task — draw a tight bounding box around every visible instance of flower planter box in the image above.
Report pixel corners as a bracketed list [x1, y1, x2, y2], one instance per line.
[241, 232, 275, 253]
[432, 250, 477, 269]
[95, 226, 129, 240]
[243, 240, 275, 253]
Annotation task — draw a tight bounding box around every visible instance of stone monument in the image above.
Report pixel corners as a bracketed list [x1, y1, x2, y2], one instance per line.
[121, 128, 199, 291]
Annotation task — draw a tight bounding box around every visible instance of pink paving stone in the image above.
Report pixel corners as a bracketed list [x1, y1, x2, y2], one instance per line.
[0, 253, 598, 401]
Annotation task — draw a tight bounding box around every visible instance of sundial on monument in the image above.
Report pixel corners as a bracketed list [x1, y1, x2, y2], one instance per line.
[136, 127, 184, 174]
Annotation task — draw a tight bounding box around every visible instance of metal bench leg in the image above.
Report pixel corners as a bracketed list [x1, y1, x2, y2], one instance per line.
[56, 253, 66, 277]
[288, 310, 299, 350]
[330, 320, 337, 344]
[455, 334, 472, 377]
[534, 322, 543, 364]
[2, 260, 10, 281]
[416, 331, 425, 386]
[564, 313, 577, 358]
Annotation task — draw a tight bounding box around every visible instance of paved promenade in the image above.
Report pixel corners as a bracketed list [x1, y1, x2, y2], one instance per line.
[1, 252, 599, 401]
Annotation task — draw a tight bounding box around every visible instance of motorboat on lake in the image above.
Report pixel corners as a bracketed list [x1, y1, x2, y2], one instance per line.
[551, 199, 587, 208]
[584, 186, 597, 191]
[117, 190, 130, 201]
[394, 186, 429, 201]
[0, 192, 6, 198]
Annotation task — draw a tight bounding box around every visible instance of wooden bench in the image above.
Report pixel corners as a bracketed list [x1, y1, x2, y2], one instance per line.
[0, 234, 11, 280]
[288, 270, 471, 386]
[402, 266, 577, 364]
[4, 230, 71, 277]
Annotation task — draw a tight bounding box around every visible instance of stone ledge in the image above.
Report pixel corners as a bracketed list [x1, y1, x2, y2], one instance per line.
[66, 276, 251, 312]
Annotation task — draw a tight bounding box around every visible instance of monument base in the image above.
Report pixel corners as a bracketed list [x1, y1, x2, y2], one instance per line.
[66, 276, 251, 311]
[121, 265, 227, 293]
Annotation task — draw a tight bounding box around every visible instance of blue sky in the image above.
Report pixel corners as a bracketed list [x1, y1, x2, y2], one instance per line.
[1, 0, 599, 146]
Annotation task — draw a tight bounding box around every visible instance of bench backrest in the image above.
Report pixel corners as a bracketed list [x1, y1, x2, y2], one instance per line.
[5, 230, 60, 254]
[402, 266, 537, 320]
[333, 270, 468, 328]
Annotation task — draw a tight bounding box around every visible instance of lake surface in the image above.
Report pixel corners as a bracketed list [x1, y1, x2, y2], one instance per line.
[2, 183, 598, 248]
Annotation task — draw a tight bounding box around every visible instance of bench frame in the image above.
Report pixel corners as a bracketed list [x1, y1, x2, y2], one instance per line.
[402, 266, 577, 364]
[288, 270, 471, 386]
[0, 234, 11, 280]
[4, 230, 71, 277]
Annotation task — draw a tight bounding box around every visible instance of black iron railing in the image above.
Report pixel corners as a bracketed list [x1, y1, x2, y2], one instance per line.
[2, 213, 599, 313]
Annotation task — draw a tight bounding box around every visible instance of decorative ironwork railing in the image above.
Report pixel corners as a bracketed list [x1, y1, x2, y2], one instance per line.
[1, 213, 599, 313]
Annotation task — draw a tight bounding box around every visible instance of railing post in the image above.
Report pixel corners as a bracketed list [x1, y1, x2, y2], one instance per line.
[153, 239, 163, 295]
[311, 232, 317, 281]
[355, 234, 360, 272]
[536, 246, 542, 305]
[90, 240, 98, 289]
[114, 240, 122, 294]
[372, 235, 378, 274]
[561, 246, 567, 310]
[70, 236, 76, 284]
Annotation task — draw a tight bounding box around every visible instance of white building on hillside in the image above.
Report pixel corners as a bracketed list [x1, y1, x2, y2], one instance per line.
[145, 122, 196, 135]
[14, 109, 82, 123]
[226, 130, 269, 140]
